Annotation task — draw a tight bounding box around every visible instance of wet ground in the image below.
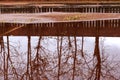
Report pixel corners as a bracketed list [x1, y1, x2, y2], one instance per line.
[0, 12, 120, 23]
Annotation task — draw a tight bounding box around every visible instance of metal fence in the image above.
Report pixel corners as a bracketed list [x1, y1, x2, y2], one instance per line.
[0, 19, 120, 36]
[0, 5, 120, 13]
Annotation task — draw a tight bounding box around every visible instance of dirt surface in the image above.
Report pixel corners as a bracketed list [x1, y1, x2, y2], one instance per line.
[41, 12, 120, 21]
[0, 3, 65, 7]
[0, 1, 120, 4]
[0, 12, 120, 23]
[33, 4, 66, 7]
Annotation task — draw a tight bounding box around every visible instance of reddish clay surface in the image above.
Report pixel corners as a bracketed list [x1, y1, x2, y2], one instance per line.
[0, 12, 120, 23]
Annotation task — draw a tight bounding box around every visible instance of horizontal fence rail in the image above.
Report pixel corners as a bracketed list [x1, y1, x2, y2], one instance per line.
[0, 19, 120, 36]
[0, 5, 120, 13]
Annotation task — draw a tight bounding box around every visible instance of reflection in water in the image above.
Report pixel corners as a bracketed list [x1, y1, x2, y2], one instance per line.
[0, 36, 119, 80]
